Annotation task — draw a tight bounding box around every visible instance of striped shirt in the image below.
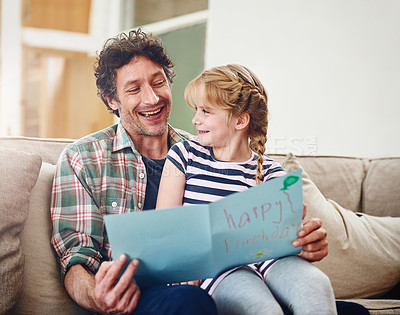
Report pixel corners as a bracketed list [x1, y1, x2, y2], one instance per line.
[167, 140, 286, 203]
[51, 122, 189, 282]
[166, 140, 286, 294]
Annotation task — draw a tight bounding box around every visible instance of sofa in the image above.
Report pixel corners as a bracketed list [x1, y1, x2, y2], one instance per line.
[0, 136, 399, 315]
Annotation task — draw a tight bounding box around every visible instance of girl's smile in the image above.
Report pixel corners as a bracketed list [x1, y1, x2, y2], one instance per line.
[191, 84, 251, 162]
[191, 97, 233, 149]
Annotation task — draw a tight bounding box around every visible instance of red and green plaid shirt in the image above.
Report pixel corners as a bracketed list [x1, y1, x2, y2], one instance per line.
[51, 123, 190, 282]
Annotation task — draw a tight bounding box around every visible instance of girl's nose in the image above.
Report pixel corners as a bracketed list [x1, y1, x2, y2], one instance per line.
[192, 112, 199, 125]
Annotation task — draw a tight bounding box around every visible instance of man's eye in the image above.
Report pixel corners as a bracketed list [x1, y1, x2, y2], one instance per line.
[128, 87, 140, 93]
[154, 80, 165, 86]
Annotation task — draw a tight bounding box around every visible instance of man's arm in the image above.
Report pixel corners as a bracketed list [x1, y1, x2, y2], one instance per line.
[51, 146, 141, 313]
[64, 265, 98, 311]
[65, 255, 141, 314]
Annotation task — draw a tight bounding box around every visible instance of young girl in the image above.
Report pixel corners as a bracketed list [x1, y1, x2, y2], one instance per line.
[156, 64, 337, 315]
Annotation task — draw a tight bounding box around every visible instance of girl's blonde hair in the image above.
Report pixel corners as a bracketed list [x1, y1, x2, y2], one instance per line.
[184, 64, 268, 184]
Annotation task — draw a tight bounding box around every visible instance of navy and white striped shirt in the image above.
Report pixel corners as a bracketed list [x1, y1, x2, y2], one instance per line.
[166, 139, 287, 294]
[166, 139, 286, 205]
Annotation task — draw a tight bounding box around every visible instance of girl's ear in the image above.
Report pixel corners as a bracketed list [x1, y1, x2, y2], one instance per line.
[235, 112, 250, 130]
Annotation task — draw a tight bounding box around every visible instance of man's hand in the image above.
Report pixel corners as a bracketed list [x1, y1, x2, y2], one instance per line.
[64, 255, 141, 314]
[93, 254, 141, 314]
[292, 204, 328, 262]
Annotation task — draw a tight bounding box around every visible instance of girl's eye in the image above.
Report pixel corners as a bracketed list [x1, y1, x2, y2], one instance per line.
[194, 105, 209, 114]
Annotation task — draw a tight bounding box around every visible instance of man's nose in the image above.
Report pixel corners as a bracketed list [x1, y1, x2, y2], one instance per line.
[142, 84, 159, 105]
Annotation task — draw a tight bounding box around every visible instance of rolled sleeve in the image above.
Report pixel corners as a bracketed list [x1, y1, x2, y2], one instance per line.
[51, 145, 106, 282]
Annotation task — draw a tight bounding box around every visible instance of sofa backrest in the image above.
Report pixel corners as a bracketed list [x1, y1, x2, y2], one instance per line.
[0, 136, 398, 217]
[271, 154, 368, 213]
[270, 153, 400, 217]
[0, 136, 73, 165]
[362, 158, 400, 217]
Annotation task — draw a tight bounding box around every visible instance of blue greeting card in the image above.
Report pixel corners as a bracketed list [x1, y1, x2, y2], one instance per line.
[104, 169, 303, 287]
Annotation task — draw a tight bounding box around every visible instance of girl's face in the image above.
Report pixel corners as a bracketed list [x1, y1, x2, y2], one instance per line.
[191, 85, 236, 149]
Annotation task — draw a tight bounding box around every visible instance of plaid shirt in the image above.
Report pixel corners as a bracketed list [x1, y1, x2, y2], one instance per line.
[51, 123, 190, 282]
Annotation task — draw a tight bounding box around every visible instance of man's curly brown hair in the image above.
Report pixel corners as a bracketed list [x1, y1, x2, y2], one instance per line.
[94, 28, 175, 117]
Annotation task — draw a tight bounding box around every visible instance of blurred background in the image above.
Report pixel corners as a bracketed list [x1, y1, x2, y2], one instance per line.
[0, 0, 399, 158]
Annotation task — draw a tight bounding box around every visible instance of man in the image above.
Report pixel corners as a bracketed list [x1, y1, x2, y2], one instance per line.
[51, 29, 329, 314]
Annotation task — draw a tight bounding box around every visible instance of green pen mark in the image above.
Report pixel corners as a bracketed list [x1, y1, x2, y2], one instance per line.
[280, 176, 299, 191]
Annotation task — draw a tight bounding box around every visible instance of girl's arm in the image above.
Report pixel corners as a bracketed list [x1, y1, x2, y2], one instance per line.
[157, 159, 200, 286]
[156, 159, 186, 209]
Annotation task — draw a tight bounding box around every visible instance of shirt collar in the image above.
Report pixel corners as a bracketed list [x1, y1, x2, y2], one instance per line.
[112, 122, 186, 154]
[112, 123, 134, 153]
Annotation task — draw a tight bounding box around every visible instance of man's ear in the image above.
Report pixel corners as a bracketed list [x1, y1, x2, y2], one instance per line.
[104, 94, 119, 111]
[235, 112, 250, 130]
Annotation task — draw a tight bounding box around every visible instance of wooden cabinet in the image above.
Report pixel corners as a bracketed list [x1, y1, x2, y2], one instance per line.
[21, 0, 91, 33]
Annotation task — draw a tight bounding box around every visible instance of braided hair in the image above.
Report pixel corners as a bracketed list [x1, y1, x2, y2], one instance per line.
[185, 64, 268, 184]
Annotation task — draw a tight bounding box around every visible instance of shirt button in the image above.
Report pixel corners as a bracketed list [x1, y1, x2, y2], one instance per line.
[139, 173, 145, 179]
[111, 201, 118, 208]
[137, 202, 142, 209]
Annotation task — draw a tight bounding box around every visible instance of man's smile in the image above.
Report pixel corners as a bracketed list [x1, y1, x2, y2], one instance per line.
[139, 106, 164, 117]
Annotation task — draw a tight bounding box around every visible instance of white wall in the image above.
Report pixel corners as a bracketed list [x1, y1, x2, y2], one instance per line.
[0, 0, 22, 136]
[206, 0, 400, 158]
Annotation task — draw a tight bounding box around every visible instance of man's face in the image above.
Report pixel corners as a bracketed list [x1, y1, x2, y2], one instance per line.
[109, 56, 172, 140]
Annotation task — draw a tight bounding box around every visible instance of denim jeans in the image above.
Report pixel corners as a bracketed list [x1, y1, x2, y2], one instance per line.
[134, 284, 217, 315]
